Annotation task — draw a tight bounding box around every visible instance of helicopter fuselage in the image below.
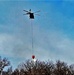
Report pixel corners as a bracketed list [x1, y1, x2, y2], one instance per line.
[30, 13, 34, 19]
[27, 12, 34, 19]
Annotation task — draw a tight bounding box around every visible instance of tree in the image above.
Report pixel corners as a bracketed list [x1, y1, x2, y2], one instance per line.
[54, 60, 70, 75]
[12, 69, 19, 75]
[17, 60, 54, 75]
[69, 64, 74, 75]
[0, 56, 10, 75]
[7, 66, 12, 75]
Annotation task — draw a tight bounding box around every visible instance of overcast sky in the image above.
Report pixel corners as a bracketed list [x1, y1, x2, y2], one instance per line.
[0, 0, 74, 70]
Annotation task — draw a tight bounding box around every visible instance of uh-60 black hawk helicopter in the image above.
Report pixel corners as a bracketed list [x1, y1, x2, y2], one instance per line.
[23, 9, 40, 19]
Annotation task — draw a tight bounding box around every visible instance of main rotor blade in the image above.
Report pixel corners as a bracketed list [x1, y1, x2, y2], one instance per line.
[35, 14, 40, 16]
[23, 14, 28, 15]
[34, 10, 40, 13]
[23, 10, 29, 12]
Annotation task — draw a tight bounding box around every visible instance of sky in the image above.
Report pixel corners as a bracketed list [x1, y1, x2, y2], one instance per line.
[0, 0, 74, 70]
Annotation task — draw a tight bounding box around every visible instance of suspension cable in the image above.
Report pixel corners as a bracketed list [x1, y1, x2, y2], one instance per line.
[31, 19, 34, 55]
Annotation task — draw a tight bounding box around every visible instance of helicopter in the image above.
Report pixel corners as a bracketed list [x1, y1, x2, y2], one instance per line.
[23, 9, 40, 19]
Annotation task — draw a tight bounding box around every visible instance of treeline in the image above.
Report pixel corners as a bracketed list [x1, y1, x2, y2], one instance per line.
[0, 57, 74, 75]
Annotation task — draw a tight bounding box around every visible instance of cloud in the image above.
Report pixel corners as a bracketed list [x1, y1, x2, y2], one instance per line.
[0, 24, 74, 65]
[0, 17, 74, 69]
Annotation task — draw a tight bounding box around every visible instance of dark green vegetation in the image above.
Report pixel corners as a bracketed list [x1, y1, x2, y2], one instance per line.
[0, 56, 74, 75]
